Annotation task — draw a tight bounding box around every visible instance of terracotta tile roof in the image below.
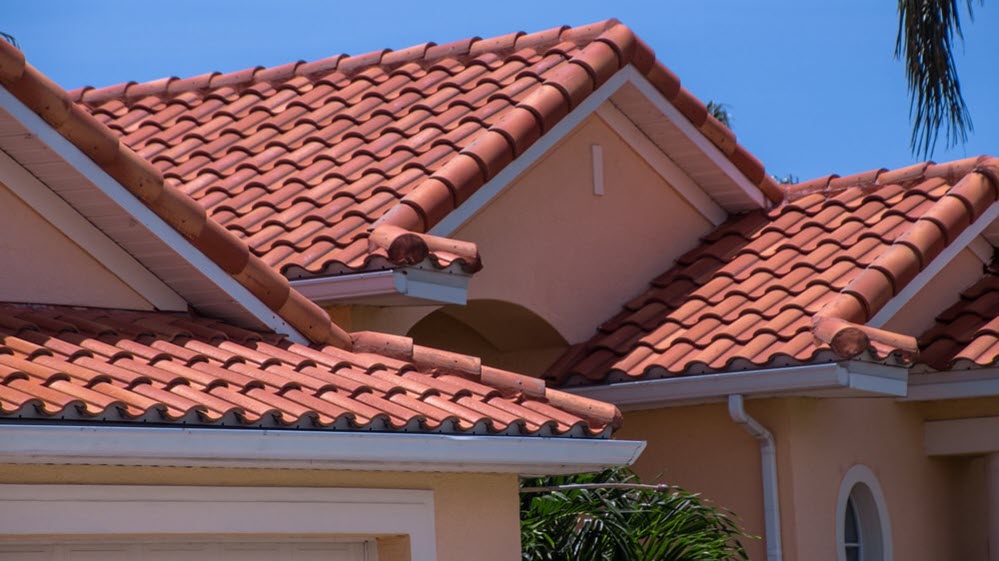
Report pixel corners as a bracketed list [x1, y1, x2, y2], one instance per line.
[919, 274, 999, 370]
[0, 39, 621, 437]
[68, 19, 781, 279]
[547, 156, 999, 386]
[0, 38, 350, 348]
[0, 303, 619, 436]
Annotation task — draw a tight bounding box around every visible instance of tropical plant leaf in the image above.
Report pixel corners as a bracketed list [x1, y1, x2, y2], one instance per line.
[0, 32, 17, 49]
[896, 0, 982, 158]
[521, 467, 751, 561]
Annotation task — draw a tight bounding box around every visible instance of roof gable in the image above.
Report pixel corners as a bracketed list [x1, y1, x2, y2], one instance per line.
[548, 157, 999, 386]
[69, 19, 781, 281]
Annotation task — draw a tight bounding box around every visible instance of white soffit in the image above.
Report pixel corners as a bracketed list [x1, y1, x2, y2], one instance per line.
[0, 87, 307, 343]
[429, 64, 763, 237]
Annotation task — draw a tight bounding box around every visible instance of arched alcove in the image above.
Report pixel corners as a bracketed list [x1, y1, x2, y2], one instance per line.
[407, 299, 568, 376]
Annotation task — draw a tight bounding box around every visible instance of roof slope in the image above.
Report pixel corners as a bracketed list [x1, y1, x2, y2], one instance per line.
[71, 19, 781, 279]
[0, 303, 619, 436]
[548, 157, 999, 386]
[920, 274, 999, 370]
[0, 38, 620, 437]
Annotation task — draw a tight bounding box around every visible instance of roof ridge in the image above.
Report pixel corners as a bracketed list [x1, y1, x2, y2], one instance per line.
[69, 19, 625, 106]
[0, 39, 352, 350]
[372, 20, 783, 235]
[351, 331, 622, 429]
[782, 156, 995, 203]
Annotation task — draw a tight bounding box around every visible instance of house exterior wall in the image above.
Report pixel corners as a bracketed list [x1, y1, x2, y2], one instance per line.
[881, 247, 983, 336]
[618, 396, 983, 561]
[0, 183, 151, 310]
[0, 464, 521, 561]
[452, 114, 715, 344]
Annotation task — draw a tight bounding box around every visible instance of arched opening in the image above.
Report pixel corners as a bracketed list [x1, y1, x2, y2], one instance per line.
[407, 299, 568, 376]
[837, 465, 892, 561]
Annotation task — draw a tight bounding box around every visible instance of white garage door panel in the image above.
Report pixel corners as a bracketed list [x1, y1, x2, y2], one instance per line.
[0, 541, 368, 561]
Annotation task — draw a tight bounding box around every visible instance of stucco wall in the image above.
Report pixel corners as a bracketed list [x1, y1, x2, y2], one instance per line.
[0, 183, 151, 310]
[619, 397, 981, 561]
[0, 464, 521, 561]
[449, 113, 715, 345]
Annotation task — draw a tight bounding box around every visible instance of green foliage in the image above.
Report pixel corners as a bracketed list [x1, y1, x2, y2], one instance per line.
[0, 32, 17, 49]
[706, 102, 732, 129]
[521, 468, 750, 561]
[895, 0, 982, 158]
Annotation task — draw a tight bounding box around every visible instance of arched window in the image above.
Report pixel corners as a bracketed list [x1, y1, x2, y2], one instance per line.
[837, 465, 892, 561]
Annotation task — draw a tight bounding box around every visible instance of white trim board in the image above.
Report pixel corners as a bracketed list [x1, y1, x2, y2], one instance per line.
[622, 66, 766, 210]
[292, 267, 471, 306]
[0, 424, 645, 475]
[925, 416, 999, 456]
[0, 484, 434, 561]
[565, 362, 908, 410]
[594, 102, 727, 225]
[429, 64, 759, 237]
[0, 87, 308, 344]
[0, 148, 186, 311]
[869, 199, 999, 328]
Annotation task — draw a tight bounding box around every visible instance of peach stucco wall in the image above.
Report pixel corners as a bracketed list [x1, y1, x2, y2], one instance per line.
[0, 183, 151, 310]
[620, 397, 983, 561]
[882, 247, 982, 337]
[0, 464, 521, 561]
[449, 112, 714, 344]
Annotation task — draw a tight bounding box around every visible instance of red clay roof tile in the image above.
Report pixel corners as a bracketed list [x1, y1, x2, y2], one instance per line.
[0, 303, 617, 436]
[548, 157, 999, 386]
[66, 19, 778, 279]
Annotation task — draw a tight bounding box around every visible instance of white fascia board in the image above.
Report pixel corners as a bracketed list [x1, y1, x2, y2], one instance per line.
[594, 102, 728, 225]
[290, 267, 470, 305]
[0, 87, 309, 345]
[903, 367, 999, 401]
[925, 415, 999, 456]
[0, 424, 646, 476]
[565, 362, 908, 410]
[870, 200, 999, 328]
[622, 66, 766, 209]
[0, 133, 186, 311]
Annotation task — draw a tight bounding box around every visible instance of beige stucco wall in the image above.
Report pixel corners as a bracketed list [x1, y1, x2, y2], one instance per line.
[620, 396, 983, 561]
[0, 464, 521, 561]
[882, 247, 983, 337]
[341, 112, 715, 373]
[452, 114, 715, 344]
[0, 183, 151, 310]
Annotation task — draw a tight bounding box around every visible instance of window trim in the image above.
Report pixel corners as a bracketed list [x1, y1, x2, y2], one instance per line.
[836, 465, 892, 561]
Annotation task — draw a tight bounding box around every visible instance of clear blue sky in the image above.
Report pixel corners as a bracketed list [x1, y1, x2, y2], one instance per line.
[7, 0, 998, 181]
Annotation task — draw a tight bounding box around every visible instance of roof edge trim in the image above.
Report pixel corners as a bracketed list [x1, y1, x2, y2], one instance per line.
[290, 267, 471, 305]
[0, 142, 186, 311]
[0, 86, 309, 344]
[0, 424, 645, 475]
[904, 367, 999, 401]
[564, 362, 908, 410]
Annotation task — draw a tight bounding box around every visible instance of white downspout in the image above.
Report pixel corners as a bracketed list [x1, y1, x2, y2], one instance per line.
[728, 394, 782, 561]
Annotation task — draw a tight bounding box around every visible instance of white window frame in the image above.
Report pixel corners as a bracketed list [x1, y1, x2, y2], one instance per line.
[0, 485, 436, 561]
[836, 465, 892, 561]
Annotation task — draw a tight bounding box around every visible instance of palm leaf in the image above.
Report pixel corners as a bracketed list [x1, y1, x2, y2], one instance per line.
[896, 0, 981, 157]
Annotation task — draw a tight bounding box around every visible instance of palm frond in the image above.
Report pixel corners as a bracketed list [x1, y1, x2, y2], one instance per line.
[0, 32, 17, 49]
[521, 468, 751, 561]
[706, 101, 732, 129]
[895, 0, 981, 158]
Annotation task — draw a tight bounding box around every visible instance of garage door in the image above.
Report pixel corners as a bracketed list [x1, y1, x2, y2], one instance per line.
[0, 539, 371, 561]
